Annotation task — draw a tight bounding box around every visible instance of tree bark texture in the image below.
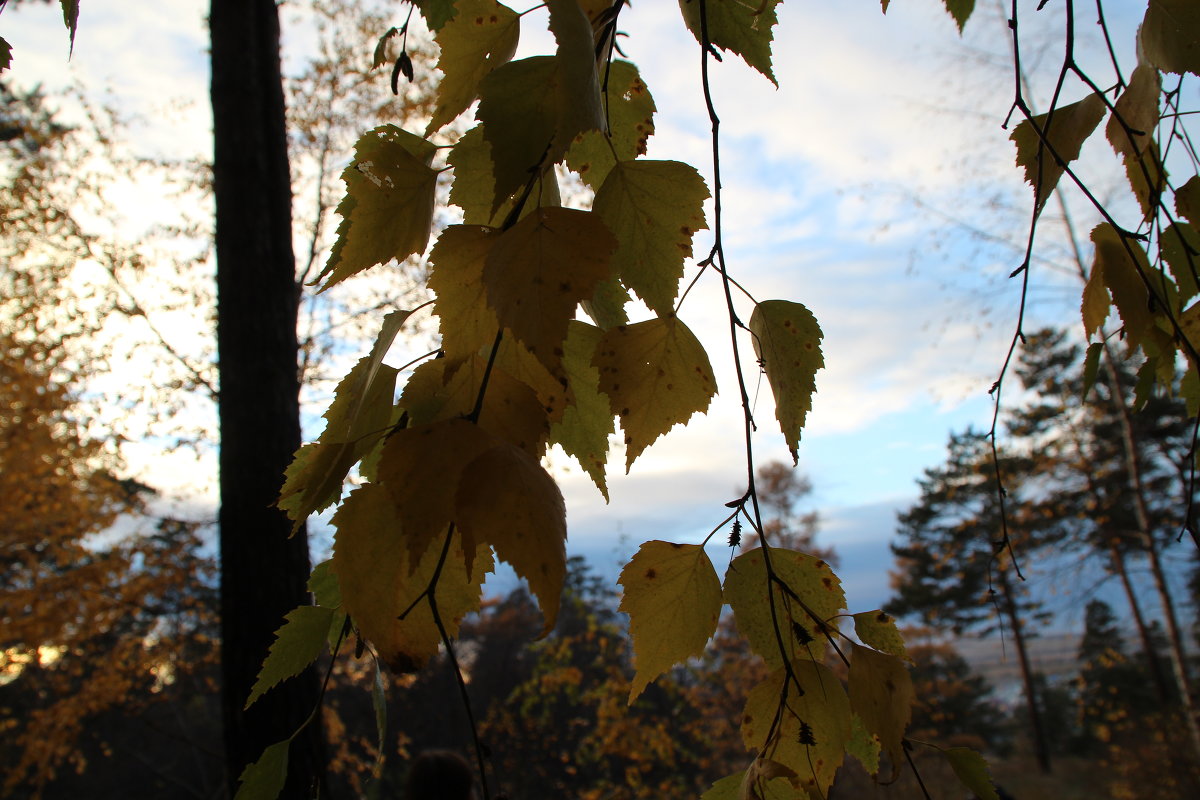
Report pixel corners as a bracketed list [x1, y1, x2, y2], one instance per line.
[211, 1, 323, 796]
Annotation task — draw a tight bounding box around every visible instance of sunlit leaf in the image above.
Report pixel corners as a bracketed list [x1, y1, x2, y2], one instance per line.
[724, 547, 844, 668]
[429, 224, 502, 367]
[594, 314, 717, 470]
[456, 443, 566, 634]
[592, 160, 709, 315]
[1011, 94, 1106, 216]
[846, 714, 881, 776]
[678, 0, 781, 86]
[549, 321, 613, 497]
[427, 0, 521, 135]
[741, 660, 851, 797]
[566, 61, 657, 189]
[377, 418, 499, 565]
[332, 485, 491, 672]
[1107, 66, 1165, 220]
[246, 606, 336, 709]
[852, 610, 908, 660]
[749, 300, 824, 464]
[619, 540, 722, 702]
[483, 207, 617, 374]
[277, 312, 406, 531]
[316, 125, 439, 290]
[1081, 256, 1111, 340]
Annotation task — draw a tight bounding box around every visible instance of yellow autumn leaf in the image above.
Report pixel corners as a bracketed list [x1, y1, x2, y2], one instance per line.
[592, 160, 709, 315]
[548, 321, 614, 498]
[566, 60, 656, 189]
[1010, 94, 1106, 217]
[749, 300, 824, 464]
[741, 660, 851, 797]
[426, 0, 520, 135]
[1091, 223, 1153, 348]
[429, 224, 502, 369]
[455, 442, 567, 634]
[1106, 65, 1165, 220]
[848, 643, 913, 774]
[331, 484, 492, 672]
[593, 314, 717, 470]
[376, 419, 498, 565]
[483, 207, 617, 375]
[852, 610, 909, 660]
[477, 56, 559, 213]
[943, 747, 999, 800]
[316, 125, 439, 290]
[547, 0, 605, 157]
[618, 540, 722, 702]
[724, 547, 844, 668]
[678, 0, 782, 86]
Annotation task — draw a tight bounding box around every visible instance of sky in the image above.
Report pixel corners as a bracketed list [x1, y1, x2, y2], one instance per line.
[2, 0, 1171, 627]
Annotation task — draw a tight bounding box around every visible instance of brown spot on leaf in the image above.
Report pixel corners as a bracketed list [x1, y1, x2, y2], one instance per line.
[645, 568, 657, 579]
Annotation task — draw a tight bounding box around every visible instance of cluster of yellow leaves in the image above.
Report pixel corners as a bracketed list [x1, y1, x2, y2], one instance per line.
[1, 335, 217, 792]
[246, 1, 1020, 798]
[618, 539, 937, 800]
[269, 0, 828, 691]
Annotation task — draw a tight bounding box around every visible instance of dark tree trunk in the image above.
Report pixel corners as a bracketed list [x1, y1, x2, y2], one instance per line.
[998, 568, 1052, 774]
[210, 1, 323, 796]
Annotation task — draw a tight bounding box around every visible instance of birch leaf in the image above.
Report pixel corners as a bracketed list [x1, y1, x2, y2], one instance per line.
[848, 643, 913, 773]
[1092, 223, 1153, 348]
[741, 661, 851, 797]
[618, 541, 722, 702]
[566, 60, 657, 188]
[483, 207, 617, 375]
[477, 56, 559, 212]
[594, 314, 717, 470]
[427, 0, 521, 135]
[234, 739, 290, 800]
[942, 0, 975, 33]
[376, 419, 498, 565]
[316, 125, 439, 290]
[429, 224, 502, 368]
[724, 547, 843, 668]
[549, 321, 614, 497]
[852, 610, 909, 660]
[943, 747, 999, 800]
[456, 443, 567, 634]
[245, 606, 336, 710]
[749, 300, 824, 464]
[592, 160, 709, 315]
[1011, 94, 1106, 216]
[1140, 0, 1200, 76]
[332, 484, 491, 672]
[678, 0, 781, 86]
[1162, 222, 1200, 304]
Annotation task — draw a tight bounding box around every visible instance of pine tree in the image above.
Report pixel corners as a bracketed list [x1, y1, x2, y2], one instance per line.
[888, 429, 1055, 773]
